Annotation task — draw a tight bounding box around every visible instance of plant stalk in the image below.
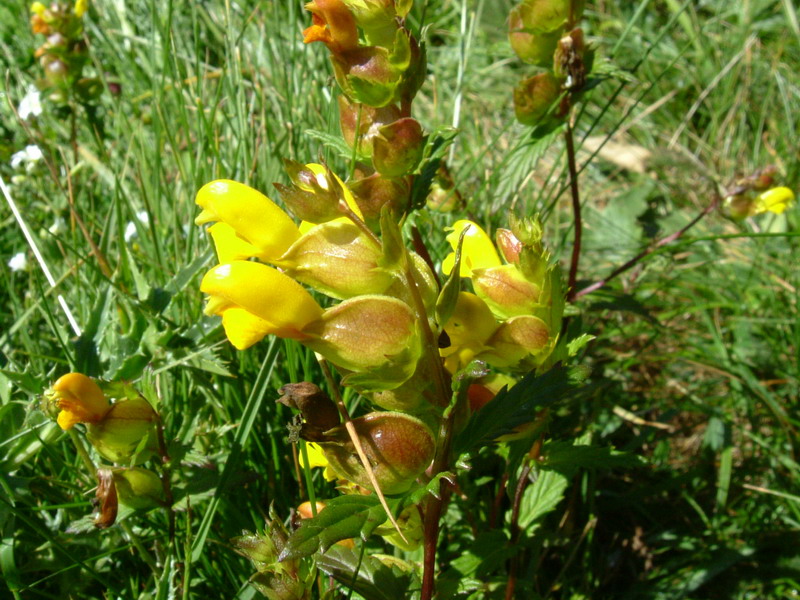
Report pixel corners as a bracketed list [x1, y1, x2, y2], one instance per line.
[565, 120, 582, 302]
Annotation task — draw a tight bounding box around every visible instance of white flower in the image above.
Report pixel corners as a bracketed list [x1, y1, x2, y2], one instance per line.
[10, 145, 44, 171]
[124, 221, 138, 242]
[48, 217, 67, 236]
[124, 210, 150, 242]
[18, 86, 43, 120]
[8, 252, 28, 272]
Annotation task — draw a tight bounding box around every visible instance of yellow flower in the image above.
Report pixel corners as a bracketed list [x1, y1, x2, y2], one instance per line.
[195, 180, 301, 262]
[200, 261, 324, 350]
[299, 442, 337, 481]
[30, 2, 46, 15]
[754, 186, 795, 215]
[440, 292, 498, 373]
[442, 220, 502, 278]
[74, 0, 88, 17]
[49, 372, 111, 430]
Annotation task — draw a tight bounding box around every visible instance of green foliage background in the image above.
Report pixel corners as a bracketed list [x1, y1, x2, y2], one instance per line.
[0, 0, 798, 598]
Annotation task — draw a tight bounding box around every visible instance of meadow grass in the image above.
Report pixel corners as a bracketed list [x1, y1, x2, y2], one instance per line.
[0, 0, 798, 598]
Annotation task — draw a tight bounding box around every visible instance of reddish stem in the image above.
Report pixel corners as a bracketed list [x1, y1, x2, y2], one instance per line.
[565, 121, 582, 302]
[574, 193, 721, 299]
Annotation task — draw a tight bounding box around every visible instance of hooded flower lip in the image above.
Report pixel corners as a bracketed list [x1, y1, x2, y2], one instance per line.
[303, 0, 359, 53]
[195, 179, 301, 261]
[50, 372, 111, 430]
[201, 261, 324, 349]
[755, 186, 795, 215]
[442, 220, 502, 278]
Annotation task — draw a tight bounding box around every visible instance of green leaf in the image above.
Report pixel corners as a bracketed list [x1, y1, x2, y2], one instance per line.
[539, 441, 646, 477]
[435, 226, 467, 327]
[410, 127, 458, 210]
[453, 364, 588, 455]
[316, 545, 416, 600]
[517, 468, 569, 531]
[279, 495, 395, 562]
[305, 129, 371, 163]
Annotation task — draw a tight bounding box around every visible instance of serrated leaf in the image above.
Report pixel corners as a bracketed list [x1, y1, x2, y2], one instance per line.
[404, 471, 455, 505]
[279, 496, 395, 562]
[316, 545, 416, 600]
[305, 129, 371, 163]
[540, 441, 645, 477]
[447, 530, 514, 579]
[517, 469, 569, 531]
[410, 127, 458, 209]
[454, 365, 588, 455]
[566, 333, 594, 356]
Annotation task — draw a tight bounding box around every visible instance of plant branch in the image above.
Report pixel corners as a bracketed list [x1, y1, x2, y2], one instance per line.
[420, 407, 457, 600]
[505, 438, 543, 600]
[574, 193, 721, 299]
[565, 120, 582, 302]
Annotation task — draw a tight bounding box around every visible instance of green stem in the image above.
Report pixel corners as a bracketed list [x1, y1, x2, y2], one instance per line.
[67, 429, 97, 477]
[119, 521, 159, 573]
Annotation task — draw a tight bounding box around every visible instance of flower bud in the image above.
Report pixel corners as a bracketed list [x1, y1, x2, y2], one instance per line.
[471, 264, 542, 319]
[482, 315, 551, 368]
[338, 95, 400, 157]
[304, 295, 419, 376]
[341, 0, 398, 47]
[347, 173, 408, 225]
[47, 372, 111, 430]
[509, 5, 561, 67]
[513, 72, 564, 126]
[332, 45, 400, 107]
[86, 396, 158, 465]
[318, 412, 435, 494]
[372, 117, 424, 177]
[113, 467, 164, 510]
[278, 220, 394, 299]
[495, 228, 522, 264]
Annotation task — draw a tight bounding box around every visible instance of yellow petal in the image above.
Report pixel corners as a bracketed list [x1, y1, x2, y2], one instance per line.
[442, 220, 502, 278]
[207, 223, 261, 263]
[755, 186, 795, 215]
[299, 442, 337, 481]
[195, 180, 301, 260]
[220, 307, 277, 350]
[51, 372, 111, 430]
[201, 261, 323, 341]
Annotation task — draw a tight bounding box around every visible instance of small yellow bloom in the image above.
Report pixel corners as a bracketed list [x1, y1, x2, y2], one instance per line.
[195, 180, 301, 261]
[442, 220, 502, 278]
[440, 292, 498, 373]
[299, 442, 337, 481]
[74, 0, 88, 17]
[30, 2, 47, 15]
[49, 372, 111, 430]
[201, 261, 324, 349]
[754, 186, 795, 215]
